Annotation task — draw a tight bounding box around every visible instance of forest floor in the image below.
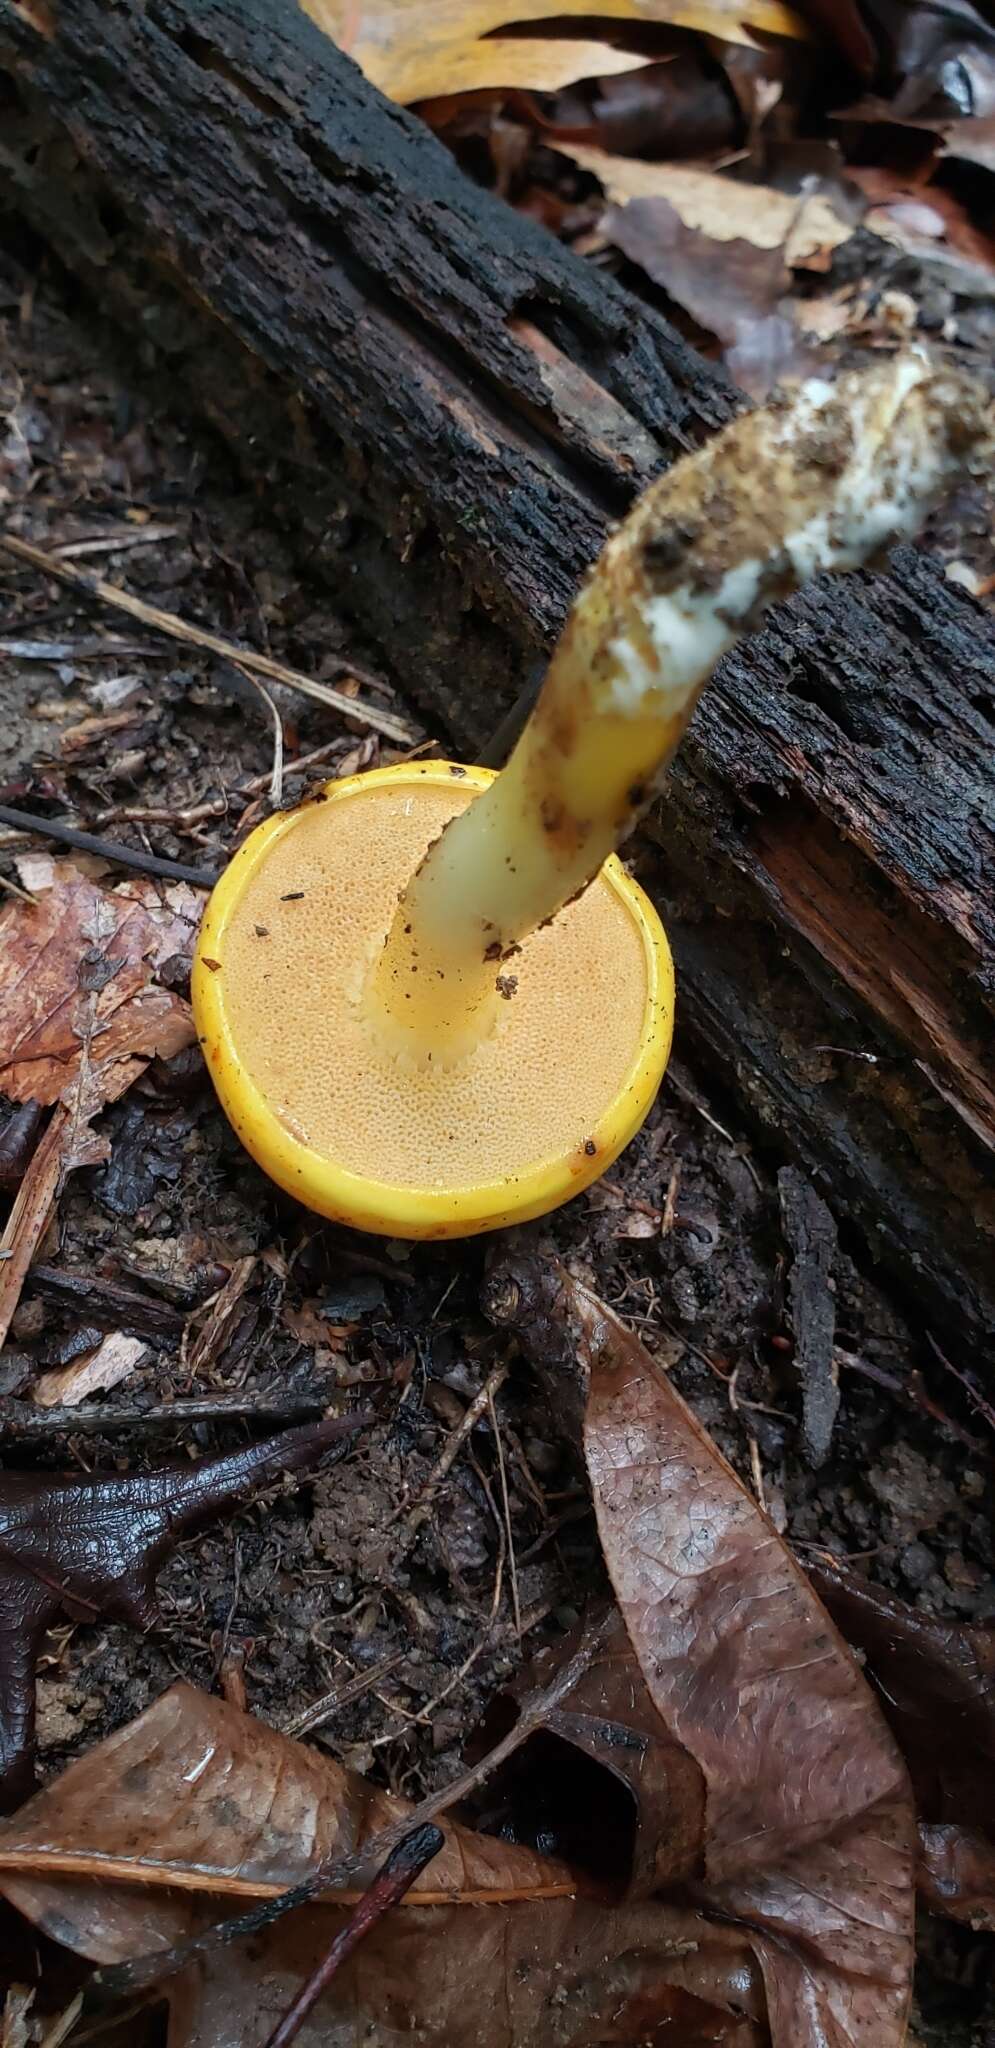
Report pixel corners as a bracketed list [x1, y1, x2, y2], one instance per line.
[1, 222, 994, 2042]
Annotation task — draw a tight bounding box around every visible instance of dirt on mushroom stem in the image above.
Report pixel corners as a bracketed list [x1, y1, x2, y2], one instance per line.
[0, 238, 993, 2046]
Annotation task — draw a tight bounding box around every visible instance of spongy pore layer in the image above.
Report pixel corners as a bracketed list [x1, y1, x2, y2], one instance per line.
[219, 775, 649, 1191]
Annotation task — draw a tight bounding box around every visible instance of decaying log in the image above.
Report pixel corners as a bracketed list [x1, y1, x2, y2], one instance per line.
[0, 0, 992, 1346]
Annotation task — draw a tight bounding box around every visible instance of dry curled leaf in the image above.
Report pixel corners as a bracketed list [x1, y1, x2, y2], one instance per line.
[484, 1258, 917, 2047]
[0, 1681, 765, 2045]
[0, 860, 201, 1106]
[300, 0, 809, 103]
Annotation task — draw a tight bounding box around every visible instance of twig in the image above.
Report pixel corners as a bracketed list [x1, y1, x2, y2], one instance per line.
[0, 1104, 69, 1351]
[488, 1384, 521, 1640]
[0, 869, 36, 904]
[0, 802, 219, 888]
[393, 1360, 508, 1547]
[37, 1992, 83, 2048]
[0, 1391, 340, 1436]
[666, 1067, 763, 1191]
[281, 1653, 406, 1739]
[661, 1163, 681, 1237]
[372, 1510, 505, 1746]
[747, 1433, 767, 1514]
[0, 532, 416, 745]
[94, 736, 357, 832]
[262, 1825, 444, 2048]
[184, 1255, 257, 1379]
[926, 1332, 995, 1435]
[835, 1346, 985, 1455]
[234, 662, 284, 807]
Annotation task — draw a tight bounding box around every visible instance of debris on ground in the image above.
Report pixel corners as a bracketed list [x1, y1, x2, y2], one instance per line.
[778, 1167, 840, 1468]
[0, 64, 993, 2031]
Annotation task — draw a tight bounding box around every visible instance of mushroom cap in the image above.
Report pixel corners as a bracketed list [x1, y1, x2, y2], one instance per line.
[192, 763, 673, 1238]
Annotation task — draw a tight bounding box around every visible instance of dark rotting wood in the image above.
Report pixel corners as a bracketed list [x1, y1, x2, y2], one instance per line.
[0, 0, 992, 1348]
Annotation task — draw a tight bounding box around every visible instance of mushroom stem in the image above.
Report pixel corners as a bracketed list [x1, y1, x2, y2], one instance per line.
[370, 353, 993, 1060]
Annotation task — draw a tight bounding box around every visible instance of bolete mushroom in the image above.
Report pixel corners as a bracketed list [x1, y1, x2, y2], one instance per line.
[193, 353, 992, 1238]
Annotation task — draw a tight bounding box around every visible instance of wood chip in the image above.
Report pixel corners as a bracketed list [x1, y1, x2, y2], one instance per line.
[33, 1330, 149, 1409]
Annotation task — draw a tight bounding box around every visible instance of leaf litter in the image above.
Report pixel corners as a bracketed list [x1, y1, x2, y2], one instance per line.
[322, 0, 995, 392]
[0, 1267, 920, 2046]
[2, 80, 994, 2040]
[0, 858, 201, 1351]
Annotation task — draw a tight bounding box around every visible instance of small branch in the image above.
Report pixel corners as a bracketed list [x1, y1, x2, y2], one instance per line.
[0, 803, 220, 888]
[0, 1391, 337, 1436]
[0, 532, 417, 746]
[262, 1825, 444, 2048]
[393, 1359, 508, 1550]
[280, 1652, 406, 1739]
[233, 662, 284, 807]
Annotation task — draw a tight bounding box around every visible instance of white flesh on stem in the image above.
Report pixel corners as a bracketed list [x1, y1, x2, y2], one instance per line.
[370, 351, 994, 1060]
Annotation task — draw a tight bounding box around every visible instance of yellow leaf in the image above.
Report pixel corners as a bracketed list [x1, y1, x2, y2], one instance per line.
[300, 0, 810, 103]
[564, 145, 853, 266]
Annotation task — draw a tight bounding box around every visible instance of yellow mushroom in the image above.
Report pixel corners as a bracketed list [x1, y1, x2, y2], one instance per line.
[193, 352, 993, 1238]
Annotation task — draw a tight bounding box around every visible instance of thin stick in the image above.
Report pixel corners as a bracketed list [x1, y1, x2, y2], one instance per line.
[94, 736, 357, 831]
[0, 802, 220, 888]
[262, 1825, 444, 2048]
[488, 1385, 521, 1640]
[281, 1653, 406, 1739]
[233, 662, 284, 807]
[372, 1515, 505, 1747]
[0, 1392, 339, 1436]
[0, 532, 416, 745]
[394, 1359, 508, 1546]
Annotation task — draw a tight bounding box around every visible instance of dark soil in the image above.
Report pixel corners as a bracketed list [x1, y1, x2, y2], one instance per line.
[1, 231, 994, 2042]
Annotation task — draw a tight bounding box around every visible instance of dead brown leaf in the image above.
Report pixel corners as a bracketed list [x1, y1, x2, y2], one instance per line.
[918, 1823, 995, 1931]
[0, 860, 201, 1351]
[562, 146, 854, 264]
[0, 1681, 766, 2045]
[299, 0, 810, 103]
[807, 1555, 995, 1840]
[483, 1260, 918, 2048]
[599, 193, 816, 391]
[578, 1278, 916, 2046]
[0, 859, 200, 1106]
[846, 165, 995, 287]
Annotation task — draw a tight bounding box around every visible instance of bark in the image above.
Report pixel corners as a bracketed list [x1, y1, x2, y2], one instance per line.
[0, 0, 992, 1346]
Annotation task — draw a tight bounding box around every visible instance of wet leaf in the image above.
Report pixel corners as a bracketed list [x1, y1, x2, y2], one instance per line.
[485, 1259, 917, 2047]
[299, 0, 810, 104]
[918, 1822, 995, 1931]
[807, 1555, 995, 1839]
[0, 1415, 363, 1814]
[0, 860, 200, 1108]
[0, 1681, 766, 2046]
